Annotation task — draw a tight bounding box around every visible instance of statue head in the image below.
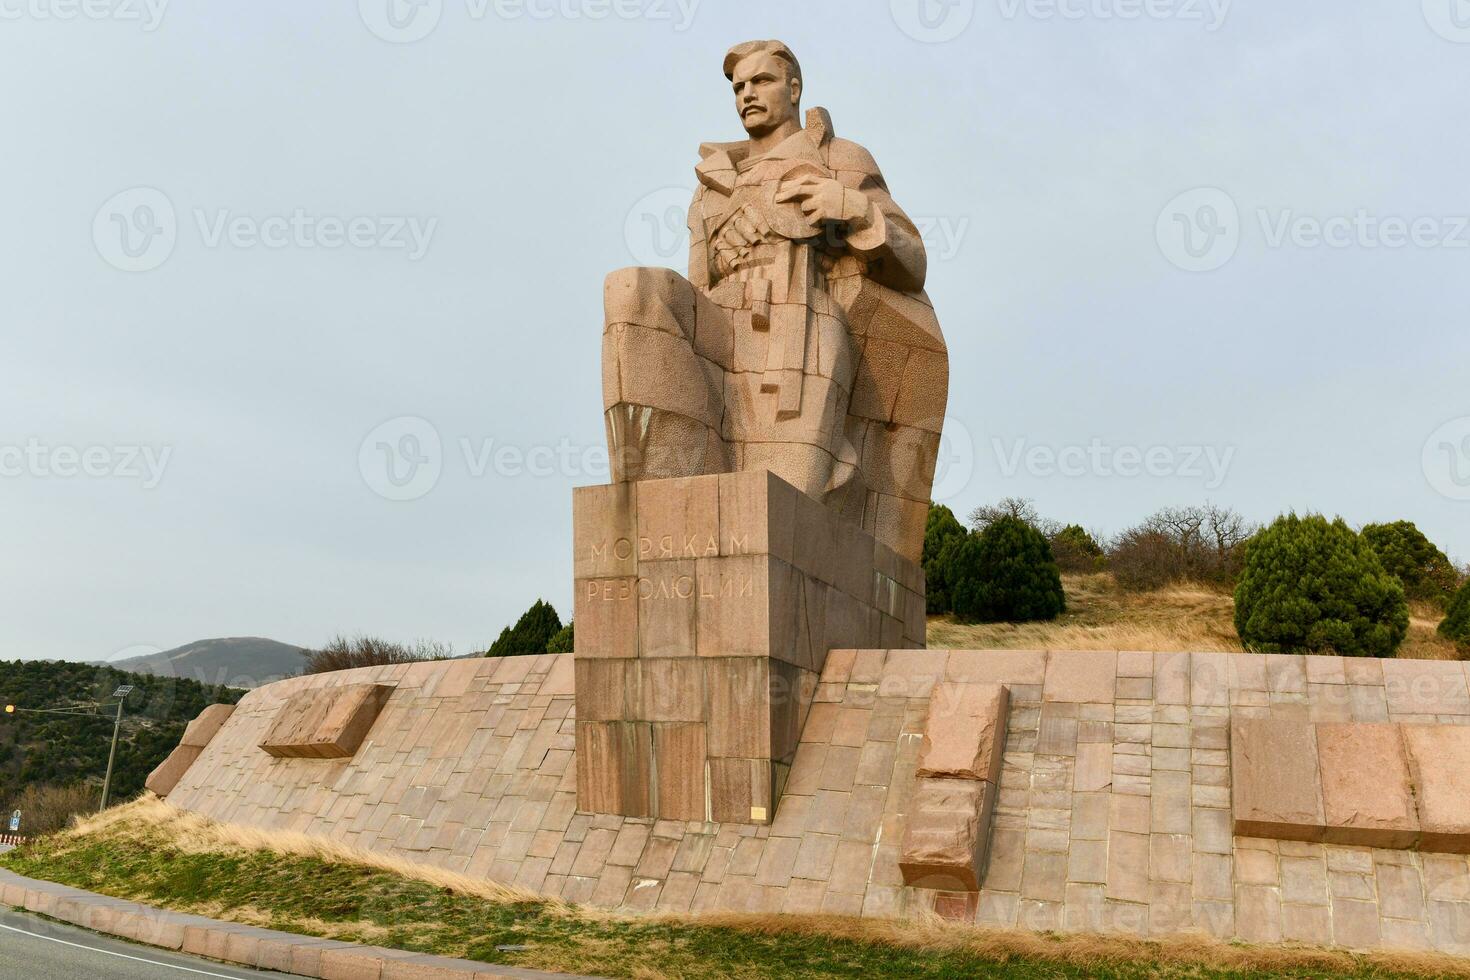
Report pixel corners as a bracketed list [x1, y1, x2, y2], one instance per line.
[724, 40, 803, 140]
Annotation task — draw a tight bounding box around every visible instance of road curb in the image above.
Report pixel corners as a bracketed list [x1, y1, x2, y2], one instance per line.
[0, 867, 605, 979]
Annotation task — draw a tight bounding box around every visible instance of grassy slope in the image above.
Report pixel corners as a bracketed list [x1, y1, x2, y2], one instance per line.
[2, 800, 1466, 980]
[928, 574, 1463, 661]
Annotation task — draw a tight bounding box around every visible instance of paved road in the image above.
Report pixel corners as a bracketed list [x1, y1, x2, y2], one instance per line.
[0, 906, 305, 979]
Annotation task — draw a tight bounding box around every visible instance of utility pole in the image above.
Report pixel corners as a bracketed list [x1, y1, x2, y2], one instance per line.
[4, 685, 134, 814]
[98, 686, 133, 813]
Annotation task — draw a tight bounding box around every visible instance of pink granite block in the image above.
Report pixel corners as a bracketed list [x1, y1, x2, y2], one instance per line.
[1044, 651, 1116, 704]
[1316, 723, 1419, 849]
[915, 683, 1008, 783]
[1402, 724, 1470, 854]
[1230, 717, 1324, 841]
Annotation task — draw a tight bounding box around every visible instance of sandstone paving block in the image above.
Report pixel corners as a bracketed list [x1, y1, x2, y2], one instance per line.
[145, 743, 203, 798]
[1043, 651, 1117, 703]
[261, 683, 394, 759]
[1401, 724, 1470, 854]
[1230, 717, 1325, 841]
[946, 649, 1045, 686]
[1316, 723, 1419, 849]
[899, 778, 994, 891]
[1383, 659, 1470, 717]
[915, 682, 1008, 782]
[181, 703, 236, 747]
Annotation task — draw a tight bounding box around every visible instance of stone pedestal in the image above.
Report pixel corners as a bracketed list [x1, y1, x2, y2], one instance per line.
[572, 470, 925, 824]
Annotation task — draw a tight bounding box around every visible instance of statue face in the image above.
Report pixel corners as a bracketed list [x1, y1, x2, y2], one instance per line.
[730, 51, 800, 138]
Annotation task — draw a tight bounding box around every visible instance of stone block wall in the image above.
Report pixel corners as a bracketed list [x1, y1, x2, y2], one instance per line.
[157, 649, 1470, 955]
[572, 471, 924, 824]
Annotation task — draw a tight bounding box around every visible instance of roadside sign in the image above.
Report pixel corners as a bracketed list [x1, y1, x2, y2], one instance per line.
[8, 811, 19, 832]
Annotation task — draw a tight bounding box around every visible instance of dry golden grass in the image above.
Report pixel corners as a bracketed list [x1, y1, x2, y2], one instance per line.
[928, 573, 1465, 661]
[687, 910, 1470, 979]
[68, 797, 549, 907]
[38, 798, 1470, 978]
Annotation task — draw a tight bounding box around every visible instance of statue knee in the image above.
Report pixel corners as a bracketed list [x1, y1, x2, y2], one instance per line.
[603, 266, 696, 338]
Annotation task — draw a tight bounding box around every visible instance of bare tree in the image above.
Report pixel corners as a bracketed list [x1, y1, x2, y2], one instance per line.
[968, 497, 1060, 536]
[1109, 503, 1258, 591]
[302, 635, 454, 675]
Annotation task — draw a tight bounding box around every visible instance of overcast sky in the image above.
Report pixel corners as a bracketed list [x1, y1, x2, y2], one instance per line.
[2, 1, 1466, 665]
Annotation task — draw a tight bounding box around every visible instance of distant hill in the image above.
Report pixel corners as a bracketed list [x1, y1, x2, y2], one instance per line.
[102, 638, 304, 690]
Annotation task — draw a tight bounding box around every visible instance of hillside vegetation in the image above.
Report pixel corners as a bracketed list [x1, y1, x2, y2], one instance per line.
[0, 660, 241, 817]
[928, 573, 1462, 660]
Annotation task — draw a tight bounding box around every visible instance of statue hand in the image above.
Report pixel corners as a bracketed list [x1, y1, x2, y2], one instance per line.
[774, 175, 857, 226]
[714, 205, 770, 275]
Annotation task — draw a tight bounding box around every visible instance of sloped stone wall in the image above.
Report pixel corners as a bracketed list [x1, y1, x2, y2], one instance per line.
[162, 650, 1470, 954]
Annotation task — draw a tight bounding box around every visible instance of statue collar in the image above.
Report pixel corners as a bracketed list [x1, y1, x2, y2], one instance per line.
[696, 108, 835, 195]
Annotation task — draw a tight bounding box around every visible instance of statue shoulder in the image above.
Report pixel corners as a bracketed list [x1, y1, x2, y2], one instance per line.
[827, 137, 883, 178]
[695, 141, 742, 195]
